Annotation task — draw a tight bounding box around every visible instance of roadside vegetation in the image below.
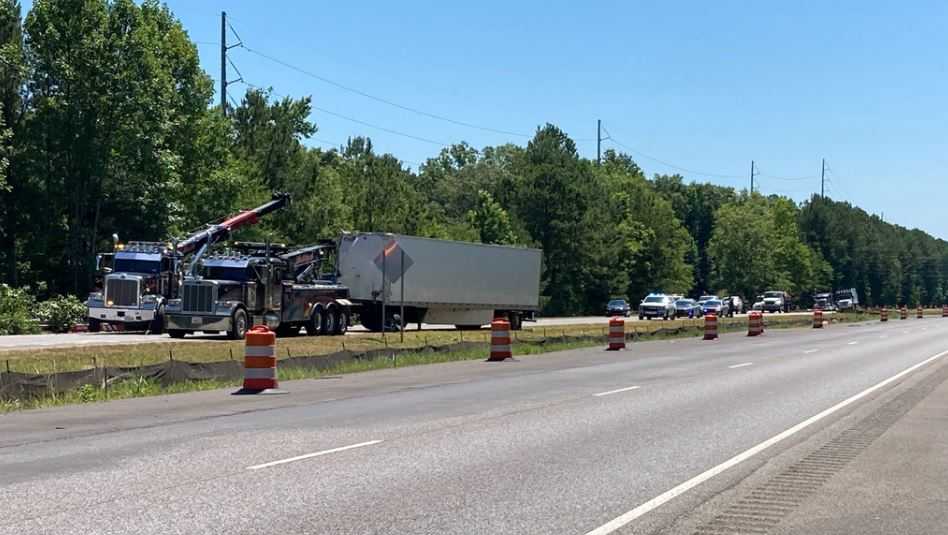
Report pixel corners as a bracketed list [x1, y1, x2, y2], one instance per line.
[1, 313, 876, 412]
[0, 0, 945, 322]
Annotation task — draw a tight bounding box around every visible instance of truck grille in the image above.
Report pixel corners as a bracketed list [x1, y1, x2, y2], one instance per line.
[183, 284, 214, 313]
[105, 279, 139, 307]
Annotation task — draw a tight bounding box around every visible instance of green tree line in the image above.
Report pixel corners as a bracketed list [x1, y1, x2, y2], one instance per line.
[1, 0, 946, 314]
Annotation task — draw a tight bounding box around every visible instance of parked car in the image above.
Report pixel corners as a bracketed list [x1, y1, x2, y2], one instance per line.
[697, 295, 718, 305]
[701, 298, 730, 316]
[723, 295, 744, 316]
[762, 290, 792, 313]
[674, 298, 699, 318]
[639, 293, 676, 320]
[606, 299, 631, 317]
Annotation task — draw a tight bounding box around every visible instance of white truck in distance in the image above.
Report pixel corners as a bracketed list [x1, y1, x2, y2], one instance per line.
[336, 232, 542, 331]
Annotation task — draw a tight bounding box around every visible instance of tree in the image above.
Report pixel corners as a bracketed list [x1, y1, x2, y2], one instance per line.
[467, 189, 515, 245]
[708, 198, 778, 300]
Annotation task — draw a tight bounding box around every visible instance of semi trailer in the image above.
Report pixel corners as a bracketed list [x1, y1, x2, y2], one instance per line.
[336, 232, 542, 331]
[85, 193, 290, 333]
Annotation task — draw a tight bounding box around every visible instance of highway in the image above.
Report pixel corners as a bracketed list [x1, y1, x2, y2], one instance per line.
[2, 317, 945, 534]
[0, 312, 819, 352]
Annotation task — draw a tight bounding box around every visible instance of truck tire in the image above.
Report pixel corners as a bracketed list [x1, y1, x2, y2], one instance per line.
[333, 309, 349, 335]
[228, 309, 248, 340]
[88, 319, 101, 333]
[150, 305, 165, 335]
[322, 306, 337, 334]
[168, 330, 186, 339]
[307, 306, 324, 336]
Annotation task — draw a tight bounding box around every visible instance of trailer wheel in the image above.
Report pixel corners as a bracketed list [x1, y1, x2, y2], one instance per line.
[168, 330, 186, 339]
[228, 309, 248, 340]
[307, 306, 324, 336]
[88, 319, 101, 333]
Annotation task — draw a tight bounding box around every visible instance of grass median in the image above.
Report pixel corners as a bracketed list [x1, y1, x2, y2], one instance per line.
[0, 312, 874, 412]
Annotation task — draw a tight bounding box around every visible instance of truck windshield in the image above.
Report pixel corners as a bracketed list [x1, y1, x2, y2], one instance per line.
[644, 296, 664, 303]
[204, 266, 250, 281]
[113, 259, 160, 274]
[765, 292, 783, 298]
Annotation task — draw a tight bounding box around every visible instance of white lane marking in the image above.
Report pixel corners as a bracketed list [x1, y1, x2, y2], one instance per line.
[803, 349, 818, 354]
[847, 341, 859, 346]
[594, 385, 641, 397]
[728, 362, 753, 369]
[582, 348, 948, 535]
[246, 440, 383, 470]
[879, 335, 888, 339]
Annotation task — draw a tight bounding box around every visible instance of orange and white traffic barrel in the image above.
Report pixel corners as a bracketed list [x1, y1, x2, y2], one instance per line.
[233, 325, 284, 395]
[747, 311, 763, 336]
[487, 318, 512, 362]
[900, 306, 908, 320]
[813, 309, 823, 328]
[703, 313, 718, 340]
[942, 305, 948, 318]
[917, 306, 924, 319]
[880, 307, 888, 322]
[607, 317, 626, 350]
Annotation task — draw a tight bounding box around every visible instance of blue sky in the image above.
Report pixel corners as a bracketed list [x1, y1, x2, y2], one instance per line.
[25, 1, 948, 237]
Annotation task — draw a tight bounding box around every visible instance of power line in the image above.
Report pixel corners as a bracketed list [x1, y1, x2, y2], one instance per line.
[605, 135, 744, 180]
[241, 46, 532, 138]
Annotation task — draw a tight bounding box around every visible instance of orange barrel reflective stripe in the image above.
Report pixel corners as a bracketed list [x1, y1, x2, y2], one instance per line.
[607, 317, 626, 350]
[487, 318, 512, 362]
[880, 307, 888, 322]
[747, 311, 763, 336]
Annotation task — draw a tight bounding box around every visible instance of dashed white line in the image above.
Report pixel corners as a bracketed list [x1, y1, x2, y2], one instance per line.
[847, 341, 859, 346]
[728, 362, 754, 369]
[246, 440, 383, 470]
[803, 349, 818, 354]
[582, 348, 948, 535]
[594, 385, 641, 397]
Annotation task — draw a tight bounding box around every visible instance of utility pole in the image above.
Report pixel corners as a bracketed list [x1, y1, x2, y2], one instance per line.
[821, 158, 826, 199]
[597, 119, 602, 165]
[219, 11, 243, 116]
[220, 11, 227, 114]
[750, 160, 756, 194]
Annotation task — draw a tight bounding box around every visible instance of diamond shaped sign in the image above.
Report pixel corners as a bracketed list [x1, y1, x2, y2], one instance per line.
[374, 240, 414, 284]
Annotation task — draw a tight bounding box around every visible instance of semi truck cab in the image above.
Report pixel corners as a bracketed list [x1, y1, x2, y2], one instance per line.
[86, 242, 175, 332]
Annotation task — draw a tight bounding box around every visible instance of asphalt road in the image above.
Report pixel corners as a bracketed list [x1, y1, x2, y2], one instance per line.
[0, 312, 819, 352]
[2, 316, 942, 534]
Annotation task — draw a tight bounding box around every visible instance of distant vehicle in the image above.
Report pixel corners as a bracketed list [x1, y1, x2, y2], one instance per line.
[762, 290, 792, 313]
[753, 295, 765, 311]
[835, 288, 859, 311]
[606, 299, 631, 317]
[697, 295, 718, 305]
[674, 298, 699, 318]
[723, 295, 744, 316]
[814, 292, 836, 311]
[639, 294, 675, 320]
[701, 299, 729, 316]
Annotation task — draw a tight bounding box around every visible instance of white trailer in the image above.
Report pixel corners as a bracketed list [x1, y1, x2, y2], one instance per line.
[336, 232, 542, 330]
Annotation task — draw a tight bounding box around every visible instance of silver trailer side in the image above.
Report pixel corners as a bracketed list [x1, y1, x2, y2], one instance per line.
[336, 232, 541, 329]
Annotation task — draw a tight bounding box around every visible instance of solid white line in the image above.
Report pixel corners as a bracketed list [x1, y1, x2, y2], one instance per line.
[728, 362, 753, 369]
[582, 348, 948, 535]
[803, 349, 818, 354]
[594, 386, 641, 397]
[848, 341, 859, 346]
[246, 440, 383, 470]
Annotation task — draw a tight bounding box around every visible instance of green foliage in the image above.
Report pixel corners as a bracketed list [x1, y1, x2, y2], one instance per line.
[35, 294, 85, 333]
[467, 190, 516, 245]
[0, 283, 38, 334]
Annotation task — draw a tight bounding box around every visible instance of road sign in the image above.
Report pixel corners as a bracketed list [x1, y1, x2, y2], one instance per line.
[374, 240, 413, 284]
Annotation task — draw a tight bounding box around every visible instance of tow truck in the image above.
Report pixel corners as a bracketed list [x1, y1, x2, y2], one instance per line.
[85, 193, 290, 333]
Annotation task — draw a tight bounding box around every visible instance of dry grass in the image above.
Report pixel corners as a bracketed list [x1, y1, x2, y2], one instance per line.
[0, 313, 854, 374]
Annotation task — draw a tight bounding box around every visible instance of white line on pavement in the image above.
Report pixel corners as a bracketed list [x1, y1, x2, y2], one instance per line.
[582, 348, 948, 535]
[246, 440, 383, 470]
[848, 341, 859, 345]
[803, 349, 818, 354]
[593, 386, 641, 397]
[728, 362, 753, 369]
